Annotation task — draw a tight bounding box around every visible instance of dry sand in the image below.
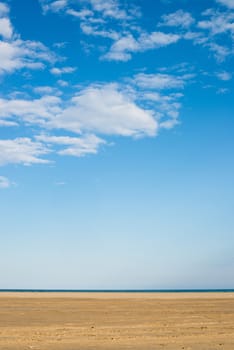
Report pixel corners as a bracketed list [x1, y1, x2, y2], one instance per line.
[0, 292, 234, 349]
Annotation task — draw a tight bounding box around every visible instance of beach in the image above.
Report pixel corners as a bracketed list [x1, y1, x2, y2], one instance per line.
[0, 292, 234, 349]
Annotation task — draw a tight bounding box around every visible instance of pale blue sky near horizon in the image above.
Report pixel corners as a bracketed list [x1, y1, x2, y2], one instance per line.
[0, 0, 233, 289]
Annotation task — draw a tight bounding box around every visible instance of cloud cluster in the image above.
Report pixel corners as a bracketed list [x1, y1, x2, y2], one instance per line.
[40, 0, 131, 20]
[0, 68, 191, 165]
[0, 1, 232, 168]
[39, 0, 234, 63]
[39, 0, 182, 61]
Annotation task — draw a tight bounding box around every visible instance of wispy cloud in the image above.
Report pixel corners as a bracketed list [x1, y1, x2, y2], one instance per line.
[198, 9, 234, 36]
[50, 66, 76, 75]
[216, 71, 232, 81]
[36, 134, 106, 157]
[40, 0, 134, 20]
[216, 0, 234, 9]
[0, 2, 9, 16]
[103, 32, 180, 61]
[0, 138, 50, 166]
[0, 175, 14, 188]
[159, 10, 195, 28]
[133, 73, 192, 90]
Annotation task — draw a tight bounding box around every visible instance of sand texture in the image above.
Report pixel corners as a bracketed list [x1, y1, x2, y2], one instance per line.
[0, 292, 234, 349]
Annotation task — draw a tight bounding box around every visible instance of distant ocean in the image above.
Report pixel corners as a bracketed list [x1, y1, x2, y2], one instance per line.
[0, 289, 234, 293]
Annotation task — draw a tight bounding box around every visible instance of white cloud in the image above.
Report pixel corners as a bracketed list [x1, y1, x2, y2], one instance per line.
[54, 84, 158, 137]
[216, 87, 229, 94]
[80, 23, 119, 40]
[0, 176, 13, 188]
[198, 10, 234, 36]
[40, 0, 68, 13]
[50, 66, 76, 75]
[0, 69, 190, 165]
[41, 0, 131, 20]
[216, 71, 232, 80]
[207, 42, 231, 62]
[34, 86, 57, 94]
[88, 0, 129, 20]
[0, 118, 18, 127]
[133, 73, 191, 90]
[55, 181, 66, 186]
[49, 0, 67, 12]
[216, 0, 234, 8]
[0, 17, 13, 39]
[66, 8, 93, 19]
[159, 10, 195, 28]
[36, 134, 106, 157]
[131, 71, 193, 130]
[0, 3, 55, 76]
[0, 2, 9, 17]
[0, 84, 157, 137]
[0, 138, 50, 166]
[57, 79, 69, 87]
[103, 32, 180, 61]
[0, 39, 55, 75]
[0, 95, 62, 125]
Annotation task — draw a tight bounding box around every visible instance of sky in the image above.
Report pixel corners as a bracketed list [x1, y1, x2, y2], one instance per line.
[0, 0, 234, 289]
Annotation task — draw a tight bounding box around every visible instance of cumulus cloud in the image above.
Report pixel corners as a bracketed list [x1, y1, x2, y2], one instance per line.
[53, 84, 158, 137]
[159, 10, 195, 28]
[0, 85, 157, 137]
[0, 67, 192, 165]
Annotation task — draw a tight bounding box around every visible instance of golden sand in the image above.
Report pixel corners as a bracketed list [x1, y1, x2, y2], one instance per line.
[0, 292, 234, 349]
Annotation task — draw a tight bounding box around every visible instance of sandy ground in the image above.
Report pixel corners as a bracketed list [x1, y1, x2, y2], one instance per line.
[0, 292, 234, 349]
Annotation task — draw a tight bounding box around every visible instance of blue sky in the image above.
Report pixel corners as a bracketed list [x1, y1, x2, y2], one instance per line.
[0, 0, 233, 289]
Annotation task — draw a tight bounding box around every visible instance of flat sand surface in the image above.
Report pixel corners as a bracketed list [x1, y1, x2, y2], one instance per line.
[0, 292, 234, 349]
